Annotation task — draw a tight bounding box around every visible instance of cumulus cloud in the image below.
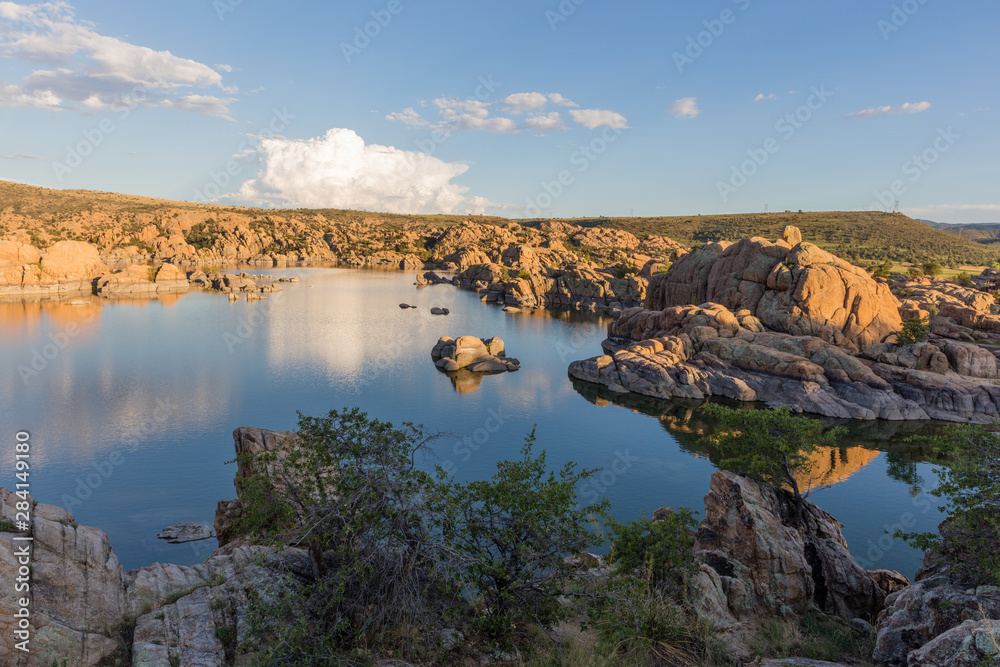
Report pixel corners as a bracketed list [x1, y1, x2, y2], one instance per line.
[524, 112, 565, 132]
[385, 107, 428, 126]
[846, 101, 931, 118]
[504, 92, 547, 113]
[753, 93, 777, 102]
[667, 97, 699, 119]
[548, 93, 578, 107]
[235, 128, 484, 214]
[0, 1, 234, 116]
[569, 109, 629, 129]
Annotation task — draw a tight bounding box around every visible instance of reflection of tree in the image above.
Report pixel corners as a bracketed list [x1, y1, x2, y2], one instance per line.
[568, 377, 947, 491]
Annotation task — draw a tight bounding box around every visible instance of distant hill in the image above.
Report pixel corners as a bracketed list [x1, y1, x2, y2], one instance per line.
[1, 180, 998, 267]
[918, 219, 1000, 245]
[559, 211, 1000, 266]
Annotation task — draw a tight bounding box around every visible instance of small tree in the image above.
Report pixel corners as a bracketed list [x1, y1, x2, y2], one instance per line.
[922, 261, 943, 277]
[898, 424, 1000, 584]
[436, 430, 609, 644]
[871, 259, 893, 280]
[700, 405, 845, 524]
[896, 316, 929, 346]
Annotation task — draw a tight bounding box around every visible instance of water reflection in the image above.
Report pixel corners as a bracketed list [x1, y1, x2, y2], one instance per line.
[569, 377, 947, 493]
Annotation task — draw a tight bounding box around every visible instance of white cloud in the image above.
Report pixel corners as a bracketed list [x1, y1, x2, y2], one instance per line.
[0, 1, 233, 116]
[215, 64, 232, 73]
[524, 112, 565, 132]
[569, 108, 629, 129]
[0, 152, 44, 160]
[504, 92, 547, 113]
[846, 101, 931, 118]
[548, 93, 578, 107]
[235, 128, 477, 214]
[385, 107, 428, 126]
[753, 93, 777, 102]
[385, 92, 620, 134]
[666, 97, 699, 119]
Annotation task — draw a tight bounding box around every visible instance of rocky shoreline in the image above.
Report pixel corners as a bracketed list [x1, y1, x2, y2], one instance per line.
[569, 227, 1000, 423]
[2, 426, 995, 666]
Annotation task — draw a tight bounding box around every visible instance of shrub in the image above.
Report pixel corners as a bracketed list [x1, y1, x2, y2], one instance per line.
[906, 267, 923, 278]
[898, 424, 1000, 584]
[896, 316, 929, 346]
[922, 261, 943, 277]
[435, 430, 609, 645]
[605, 509, 698, 589]
[516, 269, 531, 280]
[954, 271, 972, 287]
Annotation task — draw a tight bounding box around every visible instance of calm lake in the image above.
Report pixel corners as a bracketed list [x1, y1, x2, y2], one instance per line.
[0, 267, 947, 576]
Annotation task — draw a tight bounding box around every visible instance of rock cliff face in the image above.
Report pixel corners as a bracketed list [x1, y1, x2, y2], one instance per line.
[570, 228, 1000, 422]
[687, 471, 887, 629]
[873, 552, 1000, 666]
[645, 231, 901, 352]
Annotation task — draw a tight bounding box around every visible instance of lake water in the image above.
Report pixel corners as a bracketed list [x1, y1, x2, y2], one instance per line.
[0, 267, 947, 576]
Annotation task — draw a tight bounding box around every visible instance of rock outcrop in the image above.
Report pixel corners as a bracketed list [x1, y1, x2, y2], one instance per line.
[874, 552, 1000, 665]
[687, 471, 887, 630]
[570, 229, 1000, 422]
[0, 240, 109, 297]
[431, 336, 520, 373]
[646, 229, 901, 351]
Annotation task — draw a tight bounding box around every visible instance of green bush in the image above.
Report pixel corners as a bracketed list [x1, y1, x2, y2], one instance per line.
[516, 269, 531, 280]
[896, 316, 929, 346]
[922, 261, 943, 277]
[436, 430, 608, 645]
[898, 424, 1000, 584]
[605, 509, 698, 588]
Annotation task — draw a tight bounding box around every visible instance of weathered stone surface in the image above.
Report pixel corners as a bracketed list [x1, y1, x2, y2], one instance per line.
[157, 523, 214, 544]
[646, 231, 901, 351]
[874, 558, 1000, 665]
[905, 618, 1000, 666]
[430, 336, 519, 374]
[690, 472, 885, 622]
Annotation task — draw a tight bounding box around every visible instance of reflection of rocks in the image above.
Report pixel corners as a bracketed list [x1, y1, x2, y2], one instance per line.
[431, 336, 520, 373]
[447, 368, 484, 393]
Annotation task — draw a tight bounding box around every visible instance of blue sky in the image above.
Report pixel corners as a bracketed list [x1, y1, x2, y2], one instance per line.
[0, 0, 997, 222]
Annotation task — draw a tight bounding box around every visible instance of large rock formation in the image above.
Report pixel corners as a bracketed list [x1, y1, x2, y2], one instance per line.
[570, 229, 1000, 422]
[688, 471, 887, 629]
[0, 240, 110, 297]
[646, 229, 901, 352]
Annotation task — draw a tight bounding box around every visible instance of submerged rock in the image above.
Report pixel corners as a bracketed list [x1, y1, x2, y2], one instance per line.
[157, 522, 214, 544]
